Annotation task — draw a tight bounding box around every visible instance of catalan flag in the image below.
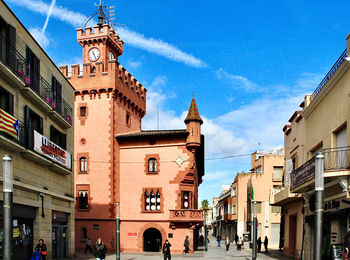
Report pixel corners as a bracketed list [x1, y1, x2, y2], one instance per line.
[0, 109, 19, 139]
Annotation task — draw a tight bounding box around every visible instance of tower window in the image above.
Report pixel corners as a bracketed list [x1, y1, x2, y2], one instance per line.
[80, 106, 86, 117]
[78, 190, 89, 209]
[80, 157, 87, 173]
[181, 191, 192, 209]
[126, 112, 131, 126]
[148, 158, 157, 173]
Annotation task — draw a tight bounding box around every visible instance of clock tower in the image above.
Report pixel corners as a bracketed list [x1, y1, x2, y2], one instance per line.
[77, 23, 124, 72]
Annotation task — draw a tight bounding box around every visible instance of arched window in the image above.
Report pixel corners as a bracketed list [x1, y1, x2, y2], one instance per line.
[79, 190, 89, 209]
[148, 158, 157, 173]
[80, 157, 87, 172]
[144, 189, 161, 211]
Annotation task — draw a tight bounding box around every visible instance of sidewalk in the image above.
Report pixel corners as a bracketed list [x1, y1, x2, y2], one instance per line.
[68, 242, 293, 260]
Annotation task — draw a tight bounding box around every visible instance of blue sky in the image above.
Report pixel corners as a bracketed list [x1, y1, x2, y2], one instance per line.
[6, 0, 350, 205]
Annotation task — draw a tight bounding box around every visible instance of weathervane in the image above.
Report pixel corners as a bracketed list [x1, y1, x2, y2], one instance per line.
[83, 0, 118, 29]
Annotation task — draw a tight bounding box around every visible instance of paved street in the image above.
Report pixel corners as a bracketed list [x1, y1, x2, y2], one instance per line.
[70, 238, 293, 260]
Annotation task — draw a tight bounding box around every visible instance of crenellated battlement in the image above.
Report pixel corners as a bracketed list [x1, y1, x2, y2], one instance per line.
[76, 24, 123, 56]
[59, 60, 147, 113]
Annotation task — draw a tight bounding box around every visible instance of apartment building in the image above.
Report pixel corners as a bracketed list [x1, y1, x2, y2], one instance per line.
[0, 1, 75, 259]
[275, 34, 350, 259]
[231, 150, 283, 248]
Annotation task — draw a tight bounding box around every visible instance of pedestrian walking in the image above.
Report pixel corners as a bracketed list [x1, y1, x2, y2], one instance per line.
[207, 234, 210, 244]
[183, 236, 190, 253]
[343, 231, 350, 260]
[93, 238, 107, 260]
[35, 239, 47, 260]
[217, 234, 222, 247]
[257, 237, 262, 253]
[237, 237, 243, 250]
[85, 237, 93, 254]
[200, 234, 204, 246]
[234, 234, 238, 245]
[225, 237, 230, 251]
[264, 236, 268, 253]
[162, 239, 171, 260]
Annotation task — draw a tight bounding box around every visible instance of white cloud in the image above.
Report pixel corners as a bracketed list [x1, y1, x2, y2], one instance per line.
[216, 68, 259, 91]
[117, 27, 207, 68]
[126, 60, 142, 70]
[8, 0, 206, 68]
[29, 27, 49, 48]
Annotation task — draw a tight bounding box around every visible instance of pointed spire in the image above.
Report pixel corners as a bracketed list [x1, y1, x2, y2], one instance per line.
[184, 97, 203, 124]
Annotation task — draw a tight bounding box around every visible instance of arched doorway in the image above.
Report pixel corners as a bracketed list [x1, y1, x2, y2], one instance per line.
[143, 228, 162, 252]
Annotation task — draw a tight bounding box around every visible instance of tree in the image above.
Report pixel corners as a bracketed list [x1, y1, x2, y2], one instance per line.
[201, 199, 209, 209]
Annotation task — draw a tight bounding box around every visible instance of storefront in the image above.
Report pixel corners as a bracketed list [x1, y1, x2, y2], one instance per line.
[52, 211, 69, 259]
[0, 203, 35, 260]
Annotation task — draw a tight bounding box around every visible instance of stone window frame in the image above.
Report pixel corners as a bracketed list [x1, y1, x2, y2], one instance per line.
[144, 154, 160, 174]
[78, 103, 88, 125]
[140, 187, 163, 214]
[77, 152, 90, 174]
[76, 184, 92, 211]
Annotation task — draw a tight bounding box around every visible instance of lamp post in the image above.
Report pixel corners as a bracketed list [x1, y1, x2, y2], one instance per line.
[314, 152, 324, 260]
[204, 209, 208, 251]
[116, 202, 120, 260]
[252, 201, 257, 260]
[3, 155, 13, 260]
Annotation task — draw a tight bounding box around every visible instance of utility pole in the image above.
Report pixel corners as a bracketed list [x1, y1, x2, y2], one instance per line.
[204, 209, 208, 251]
[116, 202, 120, 260]
[3, 155, 13, 260]
[314, 152, 324, 260]
[252, 201, 257, 260]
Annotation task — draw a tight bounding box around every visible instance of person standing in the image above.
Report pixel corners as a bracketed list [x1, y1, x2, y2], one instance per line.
[264, 236, 268, 253]
[85, 237, 93, 254]
[217, 234, 222, 247]
[184, 236, 190, 253]
[343, 232, 350, 260]
[257, 237, 262, 253]
[35, 239, 47, 260]
[225, 237, 230, 251]
[93, 238, 107, 260]
[237, 237, 243, 250]
[234, 234, 239, 245]
[162, 239, 171, 260]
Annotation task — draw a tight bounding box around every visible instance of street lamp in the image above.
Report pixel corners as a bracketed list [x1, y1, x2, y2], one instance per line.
[252, 201, 257, 260]
[314, 152, 324, 260]
[116, 202, 120, 260]
[3, 155, 13, 260]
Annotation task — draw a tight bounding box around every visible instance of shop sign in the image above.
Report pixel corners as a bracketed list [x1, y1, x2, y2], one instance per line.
[34, 130, 72, 170]
[291, 157, 315, 190]
[128, 232, 137, 237]
[331, 244, 342, 260]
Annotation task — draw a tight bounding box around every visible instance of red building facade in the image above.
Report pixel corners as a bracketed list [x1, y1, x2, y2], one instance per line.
[60, 21, 204, 253]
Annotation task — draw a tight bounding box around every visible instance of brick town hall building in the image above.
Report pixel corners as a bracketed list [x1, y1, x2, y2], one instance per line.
[59, 14, 205, 253]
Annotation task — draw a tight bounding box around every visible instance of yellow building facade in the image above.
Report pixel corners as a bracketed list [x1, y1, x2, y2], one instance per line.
[0, 1, 75, 259]
[275, 34, 350, 259]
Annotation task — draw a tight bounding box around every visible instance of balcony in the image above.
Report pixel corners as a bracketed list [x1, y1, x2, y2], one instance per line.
[0, 117, 72, 174]
[0, 34, 26, 88]
[48, 94, 73, 129]
[272, 186, 301, 206]
[169, 209, 203, 223]
[20, 76, 52, 112]
[291, 147, 350, 193]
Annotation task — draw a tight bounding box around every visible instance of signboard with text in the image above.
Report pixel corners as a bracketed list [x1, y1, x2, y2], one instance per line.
[291, 157, 315, 190]
[34, 130, 72, 170]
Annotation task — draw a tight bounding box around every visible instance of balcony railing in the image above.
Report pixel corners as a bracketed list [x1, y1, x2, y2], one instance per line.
[52, 94, 72, 125]
[312, 49, 347, 100]
[324, 146, 350, 171]
[169, 209, 203, 222]
[0, 33, 26, 82]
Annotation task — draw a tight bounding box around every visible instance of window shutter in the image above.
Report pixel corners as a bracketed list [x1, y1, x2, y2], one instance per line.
[6, 24, 16, 70]
[8, 92, 13, 115]
[39, 116, 43, 134]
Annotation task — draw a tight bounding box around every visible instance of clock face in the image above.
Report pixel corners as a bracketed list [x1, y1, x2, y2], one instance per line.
[88, 48, 100, 62]
[109, 52, 115, 60]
